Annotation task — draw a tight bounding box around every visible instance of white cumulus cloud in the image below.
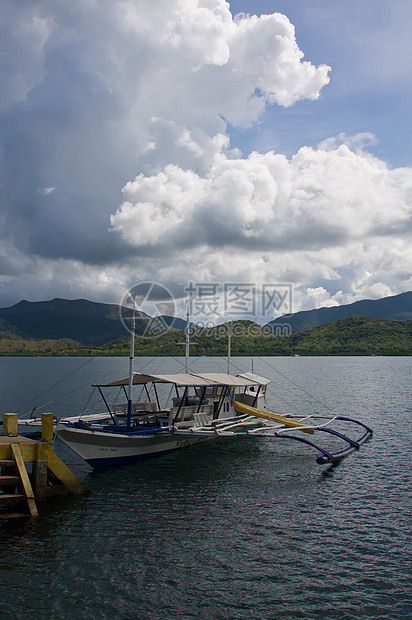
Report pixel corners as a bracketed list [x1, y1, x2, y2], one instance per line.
[0, 0, 410, 315]
[110, 135, 412, 315]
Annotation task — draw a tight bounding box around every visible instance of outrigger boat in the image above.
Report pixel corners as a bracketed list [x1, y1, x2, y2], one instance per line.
[56, 311, 373, 468]
[56, 370, 372, 468]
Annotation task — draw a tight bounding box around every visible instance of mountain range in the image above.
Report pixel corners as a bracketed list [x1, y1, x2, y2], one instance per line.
[0, 291, 411, 346]
[267, 291, 412, 333]
[0, 298, 131, 346]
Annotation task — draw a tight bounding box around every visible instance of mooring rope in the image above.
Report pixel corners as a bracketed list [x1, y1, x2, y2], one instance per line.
[79, 386, 97, 418]
[16, 357, 96, 416]
[256, 356, 336, 414]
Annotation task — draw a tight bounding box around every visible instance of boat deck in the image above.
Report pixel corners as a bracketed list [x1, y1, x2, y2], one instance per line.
[0, 434, 37, 445]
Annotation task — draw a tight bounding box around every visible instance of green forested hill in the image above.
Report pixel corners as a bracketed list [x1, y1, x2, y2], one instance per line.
[0, 316, 411, 356]
[287, 316, 412, 355]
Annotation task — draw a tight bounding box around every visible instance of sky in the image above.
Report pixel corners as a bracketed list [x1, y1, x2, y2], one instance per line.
[1, 0, 411, 323]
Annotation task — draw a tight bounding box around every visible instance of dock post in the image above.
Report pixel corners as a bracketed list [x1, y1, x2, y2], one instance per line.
[3, 413, 18, 436]
[28, 414, 54, 500]
[41, 413, 89, 497]
[32, 442, 49, 501]
[41, 413, 54, 444]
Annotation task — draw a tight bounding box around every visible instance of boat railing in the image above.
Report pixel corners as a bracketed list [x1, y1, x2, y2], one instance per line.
[169, 403, 214, 426]
[193, 411, 214, 427]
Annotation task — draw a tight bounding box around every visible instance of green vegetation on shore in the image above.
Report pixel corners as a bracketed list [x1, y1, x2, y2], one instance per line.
[0, 316, 411, 357]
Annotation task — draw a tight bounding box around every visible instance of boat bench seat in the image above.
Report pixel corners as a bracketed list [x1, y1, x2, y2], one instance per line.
[114, 402, 158, 415]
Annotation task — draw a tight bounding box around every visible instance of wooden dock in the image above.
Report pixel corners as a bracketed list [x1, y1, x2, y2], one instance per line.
[0, 413, 89, 519]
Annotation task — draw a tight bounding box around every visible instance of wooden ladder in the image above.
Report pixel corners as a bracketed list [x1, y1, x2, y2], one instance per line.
[0, 447, 38, 519]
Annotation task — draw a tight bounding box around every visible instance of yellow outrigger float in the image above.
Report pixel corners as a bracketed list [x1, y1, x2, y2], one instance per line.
[233, 401, 315, 434]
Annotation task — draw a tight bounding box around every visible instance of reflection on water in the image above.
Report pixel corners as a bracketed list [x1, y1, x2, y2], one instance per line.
[1, 356, 411, 619]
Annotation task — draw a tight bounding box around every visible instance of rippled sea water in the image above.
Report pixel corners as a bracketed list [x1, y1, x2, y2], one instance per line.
[1, 356, 411, 619]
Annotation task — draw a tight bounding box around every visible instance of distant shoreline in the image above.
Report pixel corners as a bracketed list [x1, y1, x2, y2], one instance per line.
[0, 316, 411, 357]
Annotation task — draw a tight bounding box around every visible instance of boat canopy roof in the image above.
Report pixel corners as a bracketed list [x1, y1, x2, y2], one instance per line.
[96, 371, 269, 388]
[190, 372, 264, 387]
[237, 372, 271, 386]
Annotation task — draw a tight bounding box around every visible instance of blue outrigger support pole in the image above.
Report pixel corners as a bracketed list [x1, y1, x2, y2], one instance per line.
[317, 427, 360, 448]
[276, 415, 373, 465]
[335, 415, 373, 434]
[276, 433, 335, 463]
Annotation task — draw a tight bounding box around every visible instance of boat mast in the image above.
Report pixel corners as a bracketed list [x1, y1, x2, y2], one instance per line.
[126, 295, 136, 429]
[227, 322, 231, 374]
[177, 310, 197, 373]
[185, 310, 190, 373]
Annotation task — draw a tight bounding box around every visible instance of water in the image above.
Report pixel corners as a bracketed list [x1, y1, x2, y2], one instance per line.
[1, 356, 411, 619]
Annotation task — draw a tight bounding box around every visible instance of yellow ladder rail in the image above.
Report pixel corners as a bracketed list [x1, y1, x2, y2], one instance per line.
[11, 444, 38, 517]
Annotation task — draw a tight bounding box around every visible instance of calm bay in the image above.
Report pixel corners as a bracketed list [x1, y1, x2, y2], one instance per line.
[1, 355, 411, 619]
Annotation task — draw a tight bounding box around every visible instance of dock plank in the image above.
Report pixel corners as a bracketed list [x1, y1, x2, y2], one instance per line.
[0, 435, 37, 445]
[0, 475, 20, 485]
[0, 494, 26, 504]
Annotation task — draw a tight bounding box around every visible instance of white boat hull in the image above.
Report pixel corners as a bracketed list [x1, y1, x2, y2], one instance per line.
[57, 426, 211, 467]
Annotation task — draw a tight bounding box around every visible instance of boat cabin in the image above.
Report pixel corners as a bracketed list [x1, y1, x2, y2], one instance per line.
[95, 371, 270, 430]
